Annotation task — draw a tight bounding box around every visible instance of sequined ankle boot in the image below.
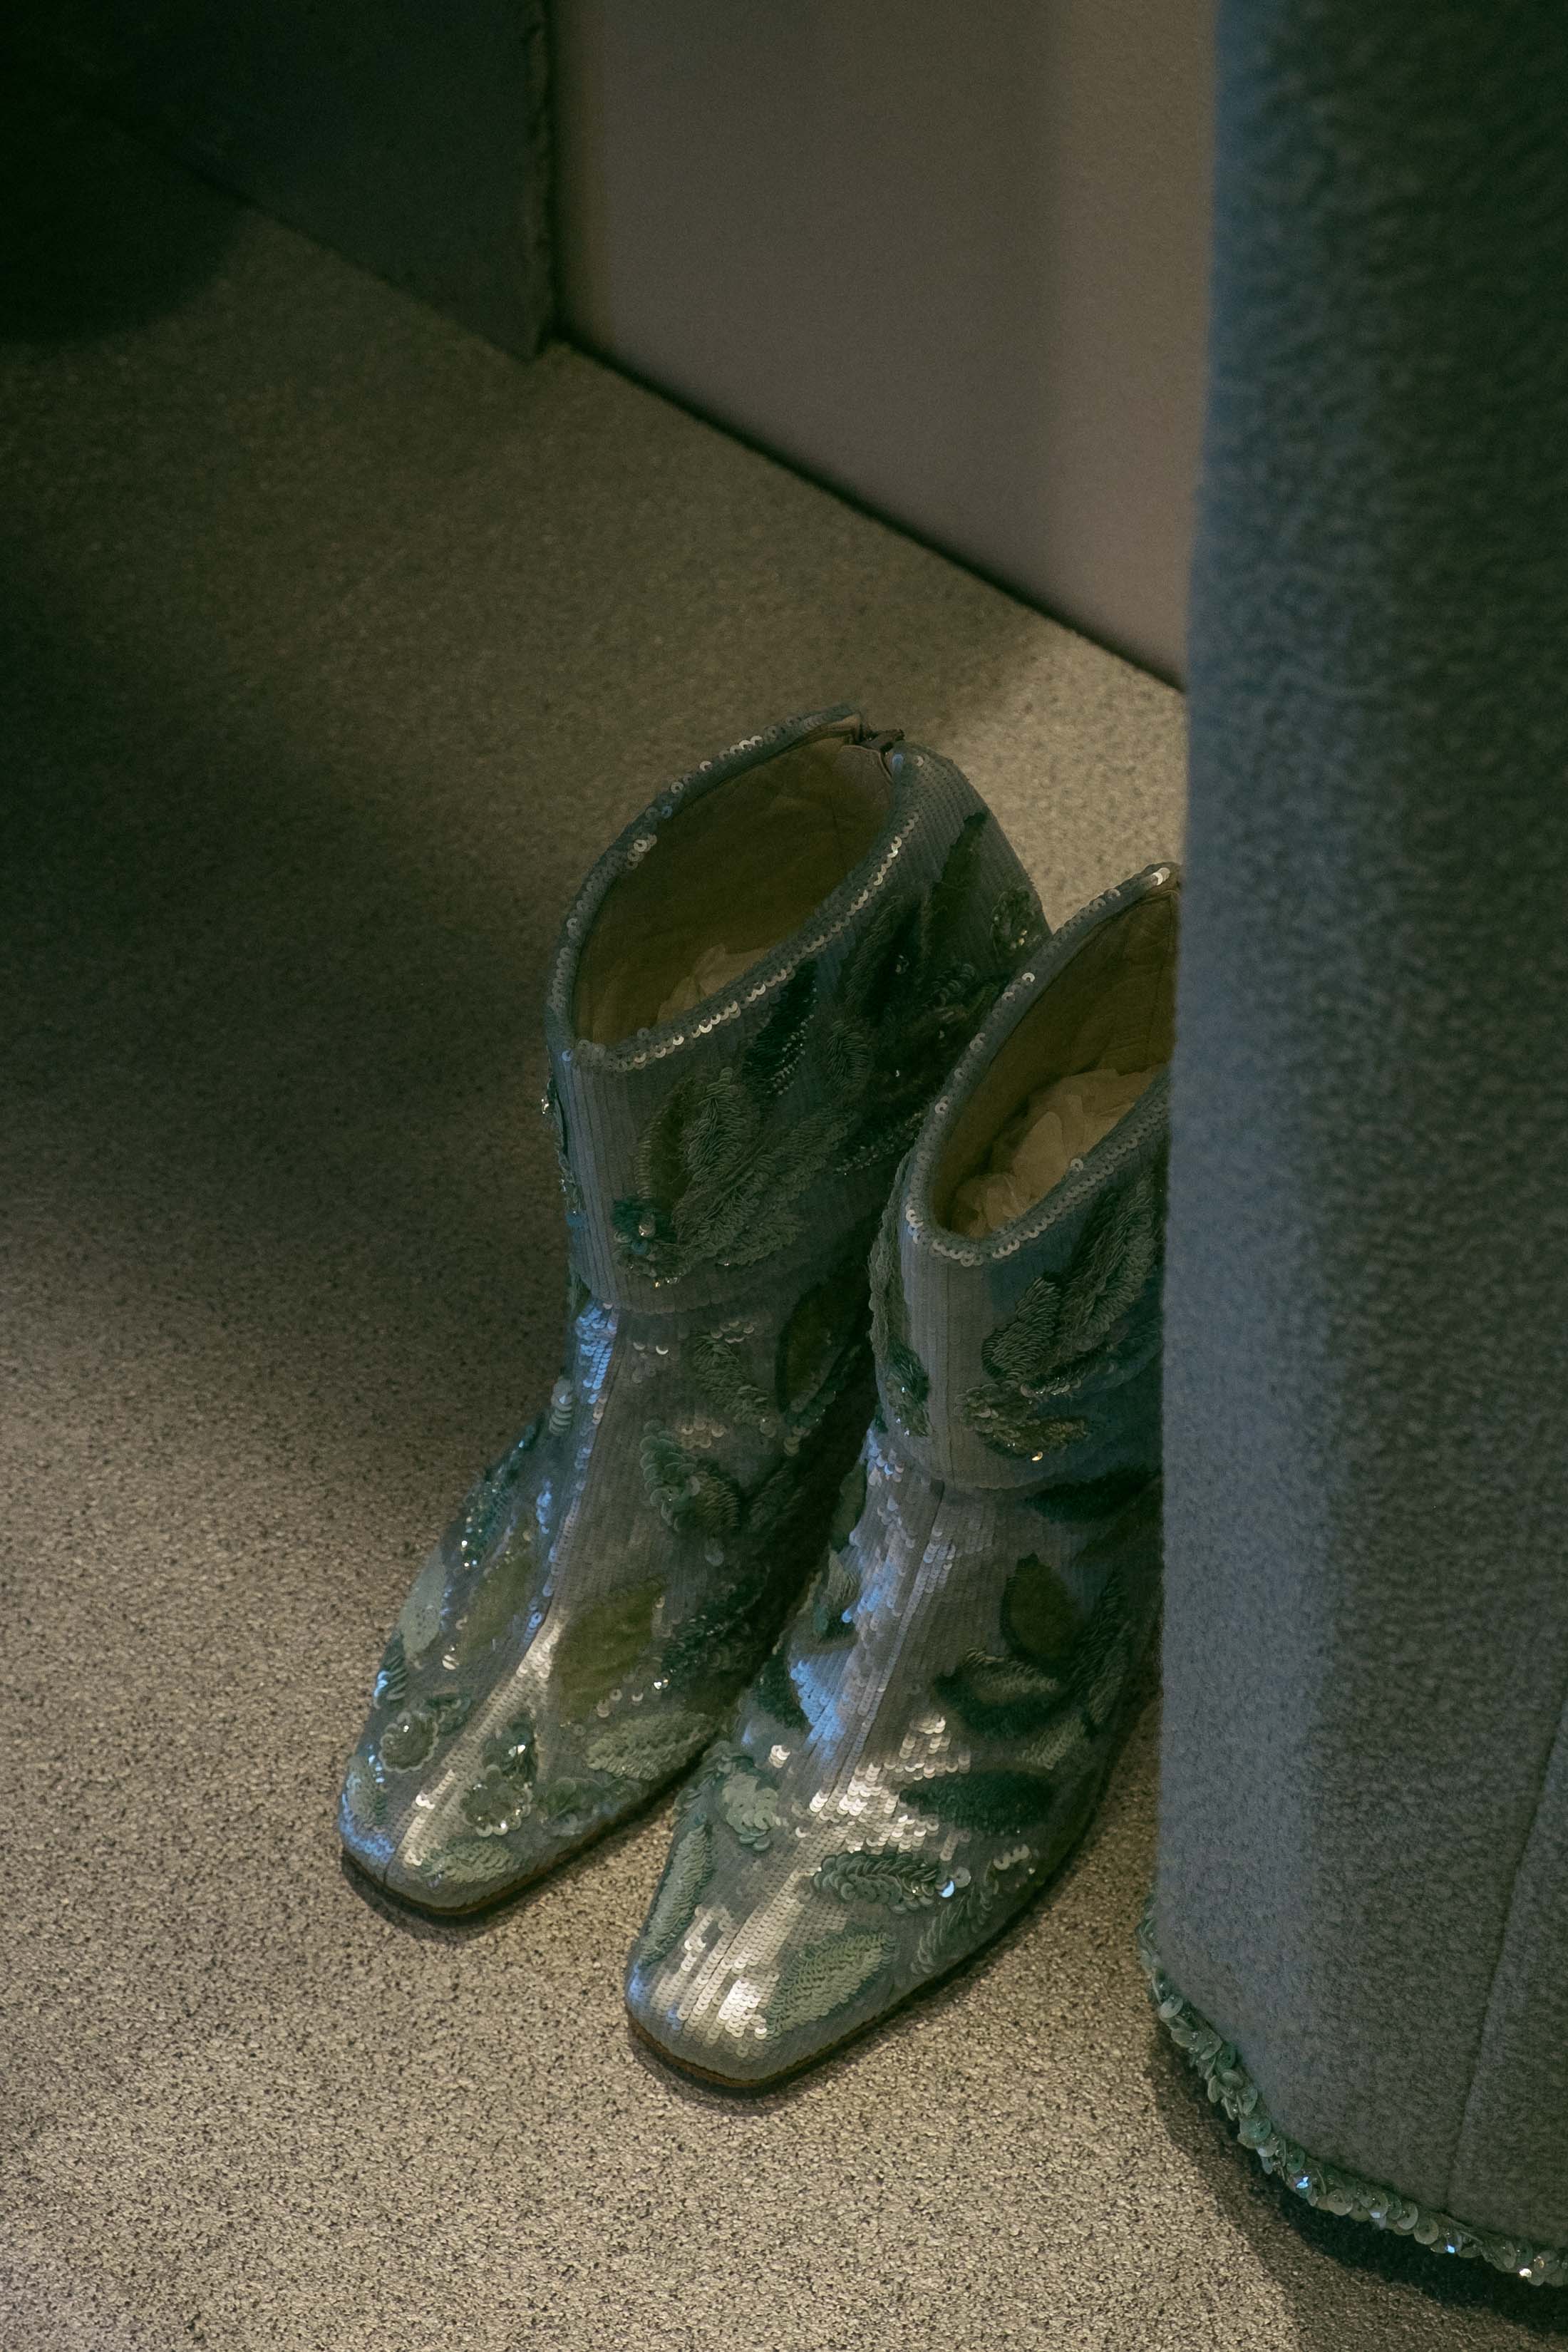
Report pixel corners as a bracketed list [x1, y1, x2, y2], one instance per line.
[338, 704, 1047, 1912]
[624, 859, 1178, 2084]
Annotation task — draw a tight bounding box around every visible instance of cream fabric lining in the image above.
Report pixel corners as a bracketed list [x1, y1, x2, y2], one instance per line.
[947, 1066, 1162, 1237]
[934, 884, 1179, 1237]
[574, 733, 892, 1044]
[656, 947, 760, 1024]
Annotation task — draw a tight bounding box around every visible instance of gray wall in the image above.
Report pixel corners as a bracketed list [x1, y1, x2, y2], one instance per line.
[3, 0, 555, 357]
[552, 1, 1215, 682]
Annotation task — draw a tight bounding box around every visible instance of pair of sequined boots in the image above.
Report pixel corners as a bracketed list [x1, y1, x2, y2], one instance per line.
[339, 703, 1178, 2088]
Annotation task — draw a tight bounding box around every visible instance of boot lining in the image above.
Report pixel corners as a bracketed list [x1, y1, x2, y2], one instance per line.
[574, 738, 894, 1044]
[932, 887, 1180, 1236]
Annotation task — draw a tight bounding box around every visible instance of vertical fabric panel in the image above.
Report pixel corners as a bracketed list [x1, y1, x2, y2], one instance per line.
[1155, 0, 1568, 2240]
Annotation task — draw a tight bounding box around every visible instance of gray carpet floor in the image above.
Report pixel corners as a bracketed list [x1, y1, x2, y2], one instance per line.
[4, 71, 1561, 2352]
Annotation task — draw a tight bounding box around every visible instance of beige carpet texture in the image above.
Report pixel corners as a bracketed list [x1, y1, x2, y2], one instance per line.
[3, 77, 1559, 2352]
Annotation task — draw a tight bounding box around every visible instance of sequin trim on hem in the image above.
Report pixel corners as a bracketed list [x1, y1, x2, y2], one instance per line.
[1135, 1897, 1568, 2288]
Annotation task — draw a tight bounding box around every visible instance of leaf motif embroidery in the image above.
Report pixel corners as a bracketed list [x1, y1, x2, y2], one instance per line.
[962, 1162, 1165, 1460]
[688, 1329, 780, 1437]
[537, 1773, 624, 1827]
[764, 1926, 892, 2038]
[1016, 1706, 1091, 1773]
[610, 815, 1043, 1289]
[1063, 1561, 1134, 1731]
[552, 1577, 665, 1719]
[912, 1852, 1040, 1976]
[1001, 1553, 1085, 1669]
[813, 1847, 942, 1911]
[638, 1815, 715, 1964]
[740, 959, 818, 1098]
[897, 1768, 1061, 1836]
[584, 1706, 712, 1784]
[776, 1278, 857, 1421]
[424, 1691, 473, 1739]
[417, 1835, 522, 1891]
[462, 1711, 537, 1828]
[716, 1758, 781, 1850]
[932, 1649, 1071, 1742]
[639, 1424, 745, 1539]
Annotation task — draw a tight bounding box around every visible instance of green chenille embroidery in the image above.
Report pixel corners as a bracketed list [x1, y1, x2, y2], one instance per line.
[537, 1773, 624, 1830]
[639, 1816, 715, 1965]
[1001, 1554, 1085, 1668]
[962, 1163, 1165, 1460]
[775, 1276, 861, 1424]
[716, 1755, 782, 1850]
[372, 1631, 408, 1709]
[654, 1388, 867, 1694]
[808, 1552, 861, 1644]
[417, 1835, 521, 1893]
[912, 1852, 1039, 1978]
[657, 1569, 775, 1696]
[1064, 1563, 1132, 1731]
[639, 1423, 746, 1539]
[764, 1925, 893, 2038]
[897, 1768, 1061, 1836]
[341, 1753, 387, 1834]
[753, 1643, 808, 1730]
[814, 1847, 942, 1912]
[1016, 1706, 1091, 1773]
[933, 1651, 1071, 1743]
[740, 955, 819, 1098]
[584, 1706, 711, 1784]
[1135, 1901, 1568, 2289]
[870, 1195, 930, 1436]
[612, 1007, 852, 1288]
[553, 1577, 664, 1721]
[688, 1329, 780, 1438]
[611, 820, 1043, 1289]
